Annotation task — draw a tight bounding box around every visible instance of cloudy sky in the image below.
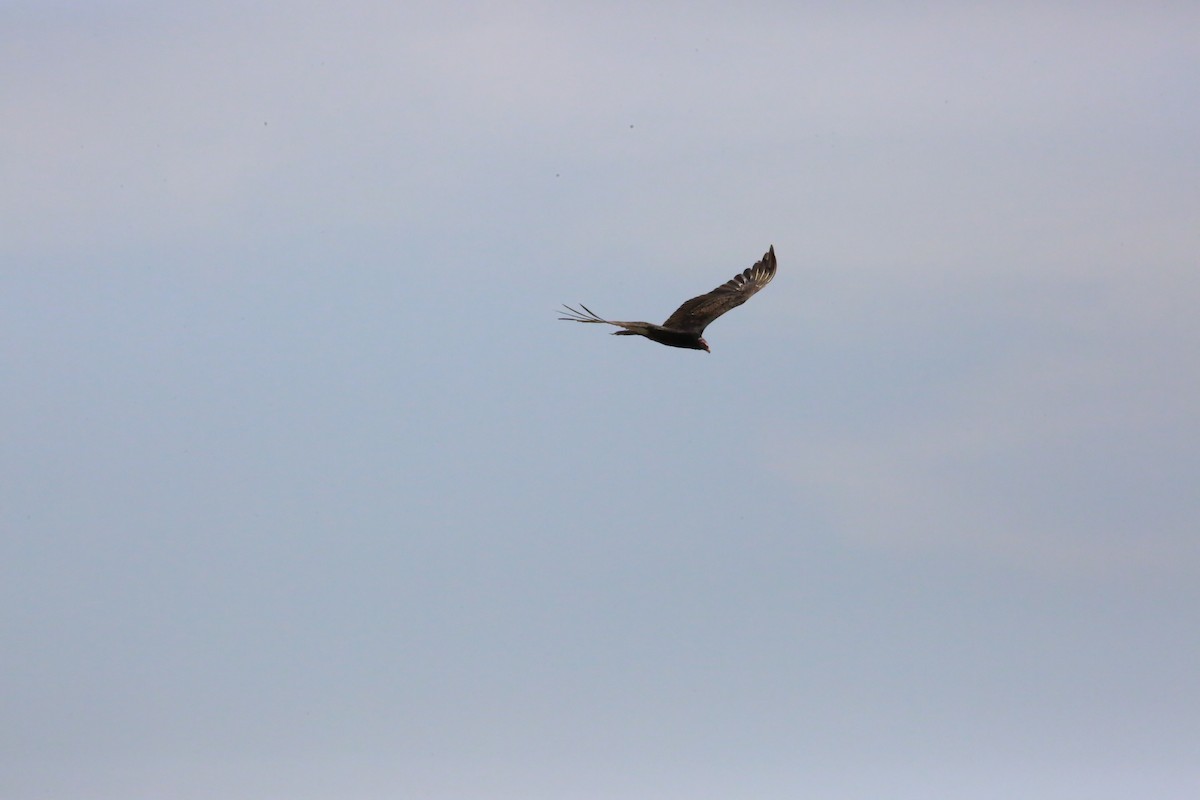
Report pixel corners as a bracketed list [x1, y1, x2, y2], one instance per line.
[3, 2, 1198, 798]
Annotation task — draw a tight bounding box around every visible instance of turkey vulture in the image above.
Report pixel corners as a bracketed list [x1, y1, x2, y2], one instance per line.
[559, 245, 777, 352]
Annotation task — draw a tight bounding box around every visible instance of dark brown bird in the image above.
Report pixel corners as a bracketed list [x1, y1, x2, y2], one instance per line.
[559, 245, 777, 353]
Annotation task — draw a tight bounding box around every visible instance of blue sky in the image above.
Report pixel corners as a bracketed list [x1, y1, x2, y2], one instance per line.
[3, 2, 1198, 798]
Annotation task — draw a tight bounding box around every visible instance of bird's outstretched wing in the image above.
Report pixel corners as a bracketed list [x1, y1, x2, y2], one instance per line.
[661, 245, 777, 334]
[558, 304, 621, 326]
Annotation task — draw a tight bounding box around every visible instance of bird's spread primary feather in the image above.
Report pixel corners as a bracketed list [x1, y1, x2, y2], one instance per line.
[559, 245, 777, 352]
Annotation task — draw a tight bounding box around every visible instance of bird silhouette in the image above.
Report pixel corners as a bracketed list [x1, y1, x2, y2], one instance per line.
[559, 245, 777, 352]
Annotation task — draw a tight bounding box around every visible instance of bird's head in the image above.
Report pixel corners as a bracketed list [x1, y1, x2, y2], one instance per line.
[699, 338, 710, 353]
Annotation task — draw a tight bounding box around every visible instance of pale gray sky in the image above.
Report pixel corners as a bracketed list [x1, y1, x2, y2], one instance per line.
[3, 2, 1198, 798]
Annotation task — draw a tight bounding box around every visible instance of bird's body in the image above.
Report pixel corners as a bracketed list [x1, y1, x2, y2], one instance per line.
[559, 245, 777, 353]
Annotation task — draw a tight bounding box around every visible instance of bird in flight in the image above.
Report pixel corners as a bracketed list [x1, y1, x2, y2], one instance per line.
[559, 245, 777, 353]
